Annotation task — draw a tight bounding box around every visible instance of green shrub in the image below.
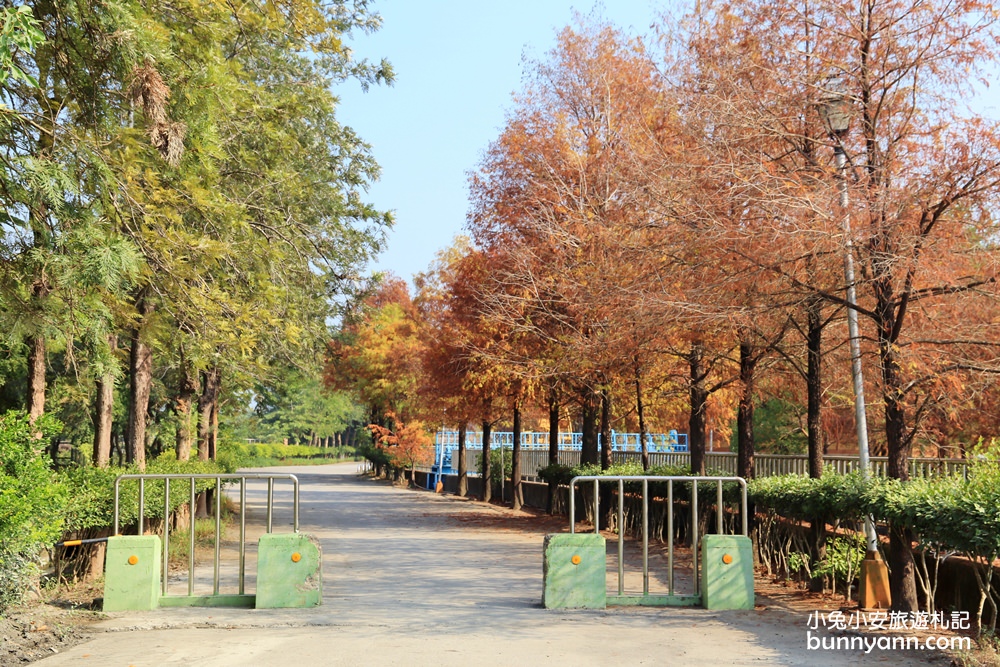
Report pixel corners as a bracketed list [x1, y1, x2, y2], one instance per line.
[751, 464, 1000, 633]
[749, 469, 867, 523]
[536, 463, 575, 485]
[359, 438, 393, 472]
[482, 448, 513, 486]
[60, 453, 227, 535]
[0, 411, 66, 611]
[813, 534, 865, 600]
[216, 441, 353, 468]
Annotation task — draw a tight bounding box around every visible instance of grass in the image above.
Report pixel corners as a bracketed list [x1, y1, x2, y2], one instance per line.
[166, 497, 238, 567]
[168, 518, 224, 565]
[954, 633, 1000, 667]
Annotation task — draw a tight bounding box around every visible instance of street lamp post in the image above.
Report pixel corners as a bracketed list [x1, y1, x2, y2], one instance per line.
[818, 78, 891, 609]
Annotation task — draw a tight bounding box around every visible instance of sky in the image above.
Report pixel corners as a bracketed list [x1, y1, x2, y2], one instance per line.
[337, 1, 1000, 286]
[337, 1, 669, 284]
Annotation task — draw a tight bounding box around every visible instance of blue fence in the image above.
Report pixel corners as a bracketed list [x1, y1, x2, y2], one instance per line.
[434, 429, 687, 452]
[427, 430, 688, 487]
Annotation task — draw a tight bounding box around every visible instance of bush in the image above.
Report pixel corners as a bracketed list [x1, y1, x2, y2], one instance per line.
[812, 534, 866, 601]
[751, 464, 1000, 634]
[0, 411, 66, 611]
[537, 463, 576, 485]
[358, 438, 393, 473]
[749, 469, 868, 523]
[60, 453, 228, 535]
[482, 448, 513, 487]
[216, 441, 354, 468]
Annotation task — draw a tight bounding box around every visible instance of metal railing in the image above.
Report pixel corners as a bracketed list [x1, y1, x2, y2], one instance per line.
[113, 473, 299, 598]
[435, 430, 688, 453]
[428, 450, 971, 480]
[569, 475, 747, 602]
[610, 452, 970, 478]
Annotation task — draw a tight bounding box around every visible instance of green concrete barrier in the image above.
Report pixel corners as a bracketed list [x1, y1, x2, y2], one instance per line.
[701, 534, 754, 610]
[542, 533, 606, 609]
[256, 533, 323, 608]
[103, 535, 161, 611]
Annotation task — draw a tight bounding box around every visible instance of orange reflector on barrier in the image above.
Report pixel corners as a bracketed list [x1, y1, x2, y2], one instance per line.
[291, 552, 302, 563]
[128, 555, 139, 565]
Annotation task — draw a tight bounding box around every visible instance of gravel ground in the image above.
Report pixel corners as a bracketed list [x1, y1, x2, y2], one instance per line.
[0, 588, 104, 665]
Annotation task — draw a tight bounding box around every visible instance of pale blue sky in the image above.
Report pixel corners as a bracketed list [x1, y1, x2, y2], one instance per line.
[337, 1, 668, 283]
[338, 1, 1000, 285]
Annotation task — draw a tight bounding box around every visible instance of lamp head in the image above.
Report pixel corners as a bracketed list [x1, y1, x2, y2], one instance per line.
[818, 76, 851, 137]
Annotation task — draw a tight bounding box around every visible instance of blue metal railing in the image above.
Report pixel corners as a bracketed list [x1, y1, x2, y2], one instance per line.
[434, 429, 687, 452]
[427, 430, 689, 487]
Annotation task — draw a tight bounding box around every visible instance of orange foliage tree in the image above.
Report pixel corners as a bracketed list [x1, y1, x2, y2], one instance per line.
[368, 412, 433, 484]
[685, 0, 1000, 610]
[326, 276, 426, 427]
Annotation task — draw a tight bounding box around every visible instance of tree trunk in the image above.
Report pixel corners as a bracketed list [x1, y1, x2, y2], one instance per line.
[511, 402, 523, 511]
[93, 335, 117, 468]
[875, 278, 919, 612]
[806, 297, 824, 480]
[126, 301, 154, 471]
[548, 386, 559, 514]
[599, 387, 613, 530]
[26, 334, 46, 424]
[600, 387, 612, 471]
[197, 366, 220, 461]
[890, 525, 919, 612]
[457, 423, 467, 497]
[174, 361, 198, 462]
[737, 340, 756, 482]
[481, 419, 492, 503]
[805, 299, 828, 591]
[113, 432, 124, 466]
[581, 390, 600, 466]
[688, 340, 708, 476]
[737, 339, 757, 539]
[209, 394, 219, 461]
[93, 374, 115, 468]
[635, 360, 649, 470]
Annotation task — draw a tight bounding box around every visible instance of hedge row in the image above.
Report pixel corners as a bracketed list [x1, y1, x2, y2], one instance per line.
[749, 459, 1000, 633]
[225, 442, 356, 466]
[748, 466, 1000, 561]
[537, 460, 744, 503]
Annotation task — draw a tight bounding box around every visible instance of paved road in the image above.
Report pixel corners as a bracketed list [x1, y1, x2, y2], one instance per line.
[34, 463, 947, 666]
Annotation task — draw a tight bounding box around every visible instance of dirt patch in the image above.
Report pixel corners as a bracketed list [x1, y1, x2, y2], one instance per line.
[0, 582, 105, 666]
[440, 497, 568, 534]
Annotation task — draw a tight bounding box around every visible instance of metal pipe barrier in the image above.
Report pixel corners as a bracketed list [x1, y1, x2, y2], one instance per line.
[113, 473, 299, 597]
[568, 475, 747, 601]
[424, 450, 970, 480]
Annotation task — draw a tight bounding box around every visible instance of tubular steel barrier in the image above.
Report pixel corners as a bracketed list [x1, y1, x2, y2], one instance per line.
[431, 450, 971, 481]
[113, 473, 299, 599]
[568, 475, 747, 605]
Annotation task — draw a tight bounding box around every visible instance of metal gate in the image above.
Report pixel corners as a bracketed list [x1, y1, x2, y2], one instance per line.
[544, 475, 751, 608]
[109, 473, 305, 608]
